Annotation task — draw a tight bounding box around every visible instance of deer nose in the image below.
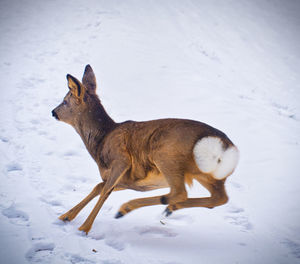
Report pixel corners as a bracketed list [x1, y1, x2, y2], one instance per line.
[52, 110, 59, 120]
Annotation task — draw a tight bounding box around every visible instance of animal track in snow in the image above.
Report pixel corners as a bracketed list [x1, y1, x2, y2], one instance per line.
[224, 215, 253, 231]
[0, 136, 9, 143]
[105, 239, 126, 251]
[101, 260, 123, 264]
[39, 197, 62, 207]
[230, 181, 243, 189]
[225, 205, 253, 231]
[2, 204, 29, 226]
[137, 226, 177, 238]
[63, 253, 95, 263]
[89, 232, 106, 241]
[63, 150, 80, 157]
[281, 239, 300, 259]
[227, 206, 244, 214]
[25, 242, 55, 263]
[271, 102, 298, 121]
[6, 162, 23, 172]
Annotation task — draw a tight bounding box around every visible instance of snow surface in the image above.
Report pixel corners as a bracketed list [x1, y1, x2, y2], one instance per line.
[1, 0, 300, 263]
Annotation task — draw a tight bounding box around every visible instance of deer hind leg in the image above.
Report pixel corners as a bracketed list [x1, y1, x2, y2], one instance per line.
[156, 161, 188, 206]
[115, 177, 187, 218]
[160, 174, 187, 206]
[115, 195, 165, 218]
[164, 177, 228, 216]
[59, 182, 104, 222]
[115, 163, 188, 218]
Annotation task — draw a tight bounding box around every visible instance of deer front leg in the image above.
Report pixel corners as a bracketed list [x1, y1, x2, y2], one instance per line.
[59, 182, 104, 222]
[78, 161, 130, 234]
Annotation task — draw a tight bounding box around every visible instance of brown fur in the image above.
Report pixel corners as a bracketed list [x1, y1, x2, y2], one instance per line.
[52, 65, 237, 234]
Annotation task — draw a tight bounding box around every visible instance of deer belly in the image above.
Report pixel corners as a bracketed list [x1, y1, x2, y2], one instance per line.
[134, 172, 168, 191]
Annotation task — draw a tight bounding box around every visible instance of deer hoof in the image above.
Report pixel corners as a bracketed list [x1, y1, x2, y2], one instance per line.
[163, 208, 173, 217]
[59, 214, 69, 221]
[78, 223, 91, 235]
[115, 212, 124, 219]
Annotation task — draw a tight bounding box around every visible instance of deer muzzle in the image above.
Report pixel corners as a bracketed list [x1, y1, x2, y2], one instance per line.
[52, 110, 59, 120]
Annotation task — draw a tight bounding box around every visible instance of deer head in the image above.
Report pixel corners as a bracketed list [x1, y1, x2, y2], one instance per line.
[52, 65, 97, 126]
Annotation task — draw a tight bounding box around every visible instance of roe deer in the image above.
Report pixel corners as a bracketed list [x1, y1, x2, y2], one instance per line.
[52, 65, 239, 234]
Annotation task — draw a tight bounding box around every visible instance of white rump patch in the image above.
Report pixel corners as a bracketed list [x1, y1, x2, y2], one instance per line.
[193, 136, 239, 180]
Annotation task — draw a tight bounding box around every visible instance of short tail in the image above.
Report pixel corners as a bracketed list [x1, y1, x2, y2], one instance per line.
[193, 136, 239, 180]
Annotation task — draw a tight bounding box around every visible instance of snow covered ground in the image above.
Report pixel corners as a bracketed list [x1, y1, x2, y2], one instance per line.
[1, 0, 300, 263]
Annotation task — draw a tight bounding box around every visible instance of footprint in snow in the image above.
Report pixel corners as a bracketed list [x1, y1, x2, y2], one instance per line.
[101, 260, 123, 264]
[105, 238, 126, 251]
[2, 204, 29, 226]
[89, 232, 106, 241]
[230, 181, 243, 189]
[137, 226, 177, 238]
[25, 242, 55, 263]
[63, 150, 79, 157]
[0, 136, 9, 143]
[6, 162, 23, 172]
[227, 206, 244, 214]
[39, 197, 62, 207]
[63, 253, 95, 263]
[225, 205, 253, 231]
[281, 239, 300, 259]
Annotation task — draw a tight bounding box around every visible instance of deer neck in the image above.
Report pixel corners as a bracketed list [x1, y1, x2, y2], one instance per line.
[74, 103, 116, 161]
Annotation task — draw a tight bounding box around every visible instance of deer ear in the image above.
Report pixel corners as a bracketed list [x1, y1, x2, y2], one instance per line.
[67, 74, 85, 100]
[82, 64, 97, 93]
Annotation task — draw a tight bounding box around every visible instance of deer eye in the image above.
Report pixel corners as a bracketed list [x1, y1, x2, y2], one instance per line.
[63, 100, 67, 105]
